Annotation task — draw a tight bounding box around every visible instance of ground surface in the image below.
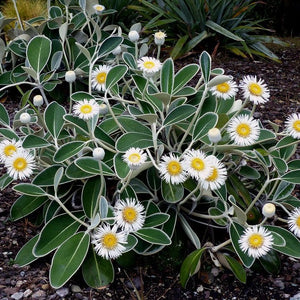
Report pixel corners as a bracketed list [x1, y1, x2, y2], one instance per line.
[0, 39, 300, 300]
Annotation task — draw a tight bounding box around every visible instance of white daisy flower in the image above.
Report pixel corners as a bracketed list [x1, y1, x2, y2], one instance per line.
[240, 75, 270, 104]
[182, 149, 212, 181]
[5, 149, 35, 180]
[239, 226, 274, 259]
[93, 4, 105, 14]
[285, 113, 300, 139]
[137, 56, 162, 76]
[154, 31, 166, 46]
[122, 147, 147, 170]
[227, 114, 260, 146]
[210, 80, 238, 100]
[91, 65, 112, 92]
[91, 224, 127, 260]
[158, 153, 187, 185]
[201, 155, 227, 191]
[73, 99, 100, 120]
[114, 198, 145, 232]
[288, 208, 300, 238]
[0, 139, 22, 163]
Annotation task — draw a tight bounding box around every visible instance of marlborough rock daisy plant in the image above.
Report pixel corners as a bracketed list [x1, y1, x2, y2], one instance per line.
[0, 3, 300, 290]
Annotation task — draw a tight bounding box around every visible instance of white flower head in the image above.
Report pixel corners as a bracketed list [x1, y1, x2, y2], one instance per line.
[137, 56, 162, 76]
[33, 95, 44, 107]
[91, 224, 127, 260]
[262, 203, 276, 218]
[158, 153, 187, 185]
[239, 226, 274, 259]
[112, 45, 122, 56]
[208, 127, 222, 144]
[201, 155, 227, 191]
[91, 65, 112, 92]
[285, 113, 300, 139]
[240, 75, 270, 105]
[288, 208, 300, 238]
[93, 4, 105, 14]
[227, 114, 260, 146]
[114, 198, 145, 232]
[182, 149, 212, 181]
[154, 31, 166, 45]
[128, 30, 139, 42]
[20, 112, 31, 124]
[122, 147, 147, 170]
[65, 70, 76, 83]
[73, 99, 100, 120]
[210, 80, 238, 100]
[93, 147, 105, 161]
[0, 139, 22, 163]
[5, 149, 35, 180]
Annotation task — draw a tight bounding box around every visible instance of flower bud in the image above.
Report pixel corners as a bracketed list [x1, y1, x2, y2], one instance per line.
[128, 30, 139, 42]
[93, 147, 105, 160]
[227, 99, 242, 114]
[99, 103, 108, 115]
[262, 203, 276, 218]
[93, 4, 105, 15]
[33, 95, 44, 107]
[154, 31, 166, 46]
[65, 70, 76, 83]
[20, 112, 31, 124]
[208, 127, 222, 143]
[112, 45, 122, 56]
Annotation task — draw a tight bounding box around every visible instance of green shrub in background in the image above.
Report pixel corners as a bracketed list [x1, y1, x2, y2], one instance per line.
[129, 0, 283, 61]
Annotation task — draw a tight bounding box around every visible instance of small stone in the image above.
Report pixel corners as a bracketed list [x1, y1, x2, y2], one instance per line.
[23, 289, 32, 297]
[211, 267, 219, 277]
[11, 292, 24, 300]
[20, 271, 25, 277]
[41, 284, 50, 290]
[16, 280, 24, 287]
[273, 279, 285, 289]
[196, 285, 204, 293]
[56, 287, 69, 297]
[290, 292, 300, 300]
[31, 290, 46, 299]
[293, 263, 300, 270]
[71, 284, 82, 293]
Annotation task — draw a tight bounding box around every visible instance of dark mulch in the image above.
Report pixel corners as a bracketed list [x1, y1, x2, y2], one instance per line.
[0, 39, 300, 300]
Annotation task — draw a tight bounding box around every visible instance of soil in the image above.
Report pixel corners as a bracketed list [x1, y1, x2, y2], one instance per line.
[0, 39, 300, 300]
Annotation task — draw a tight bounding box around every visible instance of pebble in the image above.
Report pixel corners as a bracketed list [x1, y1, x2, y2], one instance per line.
[71, 285, 82, 293]
[11, 292, 24, 300]
[31, 290, 46, 299]
[41, 284, 50, 290]
[273, 278, 285, 289]
[23, 289, 32, 297]
[290, 292, 300, 300]
[56, 287, 69, 297]
[293, 263, 300, 270]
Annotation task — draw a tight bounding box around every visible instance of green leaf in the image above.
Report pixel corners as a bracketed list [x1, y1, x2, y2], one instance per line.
[170, 35, 189, 59]
[122, 52, 136, 69]
[54, 167, 64, 194]
[259, 249, 281, 274]
[82, 247, 114, 288]
[239, 166, 260, 179]
[281, 170, 300, 184]
[33, 165, 72, 186]
[15, 235, 39, 267]
[0, 173, 14, 190]
[135, 228, 171, 245]
[180, 248, 206, 288]
[70, 91, 94, 102]
[161, 58, 174, 94]
[44, 102, 66, 139]
[22, 135, 51, 148]
[65, 162, 95, 179]
[34, 212, 84, 257]
[118, 116, 152, 135]
[163, 105, 196, 127]
[144, 213, 170, 228]
[273, 181, 295, 201]
[27, 35, 52, 73]
[193, 112, 218, 141]
[98, 36, 123, 58]
[75, 157, 114, 176]
[50, 232, 90, 288]
[161, 181, 184, 203]
[13, 183, 46, 197]
[10, 195, 48, 220]
[106, 65, 128, 90]
[99, 196, 108, 219]
[53, 141, 85, 163]
[116, 132, 153, 151]
[224, 254, 246, 283]
[0, 103, 9, 126]
[179, 214, 201, 249]
[199, 51, 211, 83]
[173, 64, 199, 94]
[114, 153, 130, 179]
[0, 128, 19, 140]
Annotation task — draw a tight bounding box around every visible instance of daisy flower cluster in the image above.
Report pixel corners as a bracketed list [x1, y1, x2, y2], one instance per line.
[0, 139, 35, 180]
[91, 198, 145, 260]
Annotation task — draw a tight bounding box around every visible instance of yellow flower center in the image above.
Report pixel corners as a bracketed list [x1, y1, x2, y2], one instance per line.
[128, 153, 141, 164]
[80, 104, 92, 114]
[143, 61, 155, 69]
[293, 120, 300, 132]
[206, 167, 218, 182]
[95, 5, 104, 11]
[102, 233, 117, 249]
[248, 83, 262, 96]
[296, 216, 300, 228]
[122, 207, 137, 224]
[216, 82, 230, 93]
[236, 123, 251, 137]
[96, 72, 107, 84]
[13, 157, 27, 171]
[248, 233, 264, 248]
[191, 158, 205, 171]
[155, 31, 166, 39]
[4, 145, 17, 157]
[167, 161, 182, 176]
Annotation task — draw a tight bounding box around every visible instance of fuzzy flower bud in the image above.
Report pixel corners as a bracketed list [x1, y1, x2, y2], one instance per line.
[65, 70, 76, 83]
[262, 203, 276, 218]
[112, 45, 122, 56]
[20, 112, 31, 124]
[99, 103, 108, 115]
[93, 147, 105, 160]
[93, 4, 105, 15]
[33, 95, 44, 107]
[208, 127, 222, 144]
[128, 30, 139, 42]
[154, 31, 166, 46]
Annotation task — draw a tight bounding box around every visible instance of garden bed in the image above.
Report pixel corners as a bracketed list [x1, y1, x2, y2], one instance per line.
[0, 39, 300, 300]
